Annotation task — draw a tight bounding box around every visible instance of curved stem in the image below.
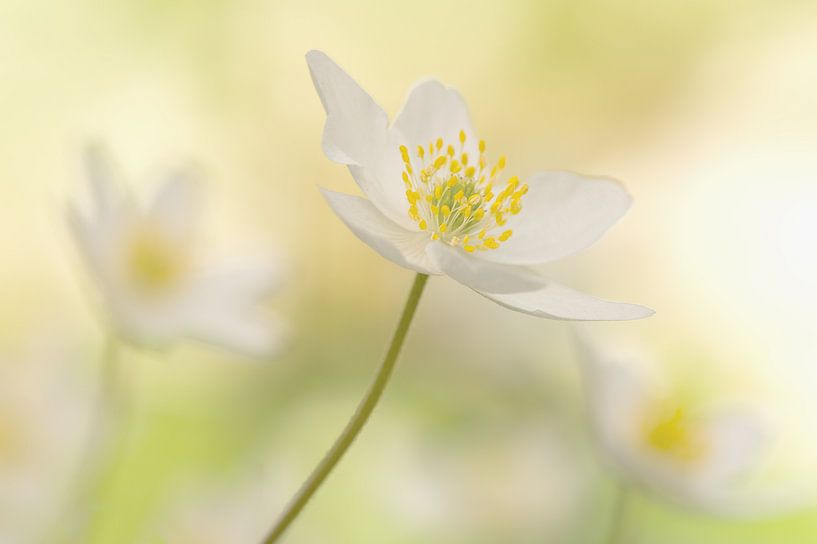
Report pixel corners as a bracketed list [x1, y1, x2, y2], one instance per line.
[605, 481, 631, 544]
[262, 273, 429, 543]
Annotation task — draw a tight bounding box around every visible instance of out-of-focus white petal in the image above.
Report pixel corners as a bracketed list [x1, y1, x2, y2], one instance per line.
[321, 188, 438, 274]
[479, 171, 632, 265]
[478, 282, 654, 321]
[391, 79, 478, 158]
[148, 169, 200, 239]
[697, 411, 770, 485]
[183, 305, 286, 359]
[83, 145, 122, 221]
[426, 242, 545, 294]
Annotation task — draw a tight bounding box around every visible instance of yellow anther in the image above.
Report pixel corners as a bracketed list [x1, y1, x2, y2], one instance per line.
[447, 176, 457, 187]
[507, 176, 519, 189]
[439, 223, 448, 233]
[463, 245, 476, 253]
[431, 232, 440, 240]
[483, 237, 499, 249]
[434, 186, 442, 199]
[436, 138, 443, 150]
[428, 143, 434, 155]
[462, 205, 472, 218]
[449, 161, 462, 173]
[433, 156, 447, 169]
[454, 189, 464, 201]
[442, 205, 451, 216]
[478, 228, 487, 239]
[418, 219, 428, 230]
[473, 208, 485, 221]
[497, 156, 506, 170]
[479, 140, 486, 153]
[417, 145, 425, 159]
[499, 229, 513, 241]
[461, 153, 469, 166]
[519, 183, 529, 195]
[431, 205, 439, 214]
[496, 213, 507, 225]
[510, 199, 522, 215]
[479, 156, 486, 169]
[447, 145, 455, 157]
[459, 130, 466, 144]
[402, 171, 410, 186]
[465, 166, 476, 178]
[462, 235, 470, 243]
[468, 194, 481, 206]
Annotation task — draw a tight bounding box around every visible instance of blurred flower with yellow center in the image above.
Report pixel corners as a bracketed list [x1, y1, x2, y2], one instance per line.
[577, 334, 773, 514]
[68, 148, 285, 357]
[308, 50, 652, 320]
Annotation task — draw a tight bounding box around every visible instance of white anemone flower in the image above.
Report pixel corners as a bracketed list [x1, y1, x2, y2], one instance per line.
[68, 148, 284, 357]
[577, 337, 773, 513]
[307, 51, 652, 321]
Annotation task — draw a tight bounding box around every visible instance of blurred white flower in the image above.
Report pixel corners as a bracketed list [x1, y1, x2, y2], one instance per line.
[0, 338, 87, 544]
[68, 148, 285, 357]
[577, 336, 774, 514]
[307, 50, 652, 321]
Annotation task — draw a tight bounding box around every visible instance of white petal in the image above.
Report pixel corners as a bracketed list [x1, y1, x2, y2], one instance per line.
[320, 188, 438, 274]
[306, 50, 389, 166]
[184, 306, 287, 359]
[306, 51, 412, 229]
[83, 145, 123, 221]
[426, 242, 545, 294]
[391, 79, 478, 157]
[476, 281, 654, 321]
[697, 411, 770, 485]
[479, 171, 632, 265]
[148, 169, 200, 239]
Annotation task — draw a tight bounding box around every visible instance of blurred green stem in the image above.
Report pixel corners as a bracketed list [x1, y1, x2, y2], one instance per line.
[606, 481, 631, 544]
[262, 273, 429, 543]
[53, 333, 122, 543]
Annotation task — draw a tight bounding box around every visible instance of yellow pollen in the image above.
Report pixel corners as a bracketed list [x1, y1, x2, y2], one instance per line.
[127, 226, 187, 294]
[399, 136, 526, 252]
[644, 406, 707, 464]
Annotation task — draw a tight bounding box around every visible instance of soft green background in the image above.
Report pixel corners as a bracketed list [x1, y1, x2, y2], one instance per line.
[2, 0, 817, 542]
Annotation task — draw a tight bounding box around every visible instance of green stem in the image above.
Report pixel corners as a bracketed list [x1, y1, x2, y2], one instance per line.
[605, 481, 631, 544]
[262, 273, 429, 543]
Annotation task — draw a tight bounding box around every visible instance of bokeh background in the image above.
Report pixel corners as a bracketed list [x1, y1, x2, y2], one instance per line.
[2, 0, 817, 542]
